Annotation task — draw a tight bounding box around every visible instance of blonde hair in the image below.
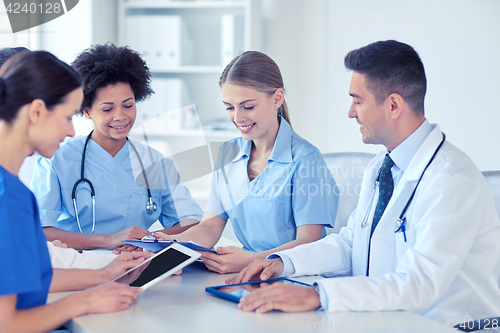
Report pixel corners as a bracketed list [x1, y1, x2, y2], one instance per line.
[219, 51, 291, 128]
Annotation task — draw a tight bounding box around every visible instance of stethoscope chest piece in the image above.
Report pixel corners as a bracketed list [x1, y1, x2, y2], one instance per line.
[146, 197, 157, 215]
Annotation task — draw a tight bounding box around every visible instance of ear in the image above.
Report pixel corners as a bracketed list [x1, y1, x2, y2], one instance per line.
[387, 93, 405, 120]
[27, 99, 47, 125]
[83, 108, 91, 119]
[273, 88, 285, 110]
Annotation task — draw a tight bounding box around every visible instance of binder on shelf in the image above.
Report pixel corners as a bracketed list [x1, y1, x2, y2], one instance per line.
[125, 15, 193, 70]
[220, 14, 244, 66]
[136, 78, 188, 135]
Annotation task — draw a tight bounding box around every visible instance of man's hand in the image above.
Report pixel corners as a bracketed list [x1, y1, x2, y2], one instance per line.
[238, 283, 321, 314]
[226, 258, 284, 284]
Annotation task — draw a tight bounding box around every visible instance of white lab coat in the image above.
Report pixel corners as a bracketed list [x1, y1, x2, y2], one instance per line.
[47, 241, 116, 269]
[279, 124, 500, 322]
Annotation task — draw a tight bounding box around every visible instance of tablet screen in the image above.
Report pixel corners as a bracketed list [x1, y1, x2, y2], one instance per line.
[130, 247, 191, 287]
[207, 278, 311, 302]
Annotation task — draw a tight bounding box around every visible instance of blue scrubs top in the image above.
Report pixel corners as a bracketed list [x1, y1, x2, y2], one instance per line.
[206, 117, 338, 252]
[0, 166, 52, 309]
[31, 136, 203, 234]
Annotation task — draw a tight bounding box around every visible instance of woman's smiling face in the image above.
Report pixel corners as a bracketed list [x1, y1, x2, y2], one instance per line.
[221, 83, 282, 143]
[83, 82, 136, 145]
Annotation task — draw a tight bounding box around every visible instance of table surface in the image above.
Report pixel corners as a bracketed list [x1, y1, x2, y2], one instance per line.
[49, 262, 458, 333]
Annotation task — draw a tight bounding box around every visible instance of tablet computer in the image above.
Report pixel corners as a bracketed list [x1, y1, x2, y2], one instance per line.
[205, 278, 312, 303]
[113, 243, 201, 289]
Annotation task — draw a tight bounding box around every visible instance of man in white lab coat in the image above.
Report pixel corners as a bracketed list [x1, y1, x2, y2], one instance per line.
[232, 40, 500, 323]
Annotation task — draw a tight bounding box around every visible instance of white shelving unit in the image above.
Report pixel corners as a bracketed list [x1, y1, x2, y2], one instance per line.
[118, 0, 261, 211]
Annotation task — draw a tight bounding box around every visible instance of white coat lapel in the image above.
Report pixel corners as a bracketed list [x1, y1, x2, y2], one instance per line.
[369, 125, 445, 276]
[351, 152, 384, 276]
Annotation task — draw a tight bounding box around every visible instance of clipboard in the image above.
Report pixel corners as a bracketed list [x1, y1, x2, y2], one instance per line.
[123, 239, 217, 253]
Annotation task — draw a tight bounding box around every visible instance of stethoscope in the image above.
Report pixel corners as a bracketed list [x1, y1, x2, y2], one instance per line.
[71, 130, 157, 234]
[361, 133, 446, 242]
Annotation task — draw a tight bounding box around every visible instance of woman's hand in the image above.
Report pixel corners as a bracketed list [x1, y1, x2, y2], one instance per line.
[76, 282, 143, 315]
[99, 252, 153, 283]
[151, 231, 173, 241]
[106, 226, 149, 250]
[51, 239, 68, 248]
[200, 246, 258, 274]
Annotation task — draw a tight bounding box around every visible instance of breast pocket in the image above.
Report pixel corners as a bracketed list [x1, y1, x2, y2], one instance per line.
[394, 220, 415, 262]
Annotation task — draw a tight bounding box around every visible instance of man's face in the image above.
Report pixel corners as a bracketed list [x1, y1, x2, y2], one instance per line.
[347, 72, 391, 147]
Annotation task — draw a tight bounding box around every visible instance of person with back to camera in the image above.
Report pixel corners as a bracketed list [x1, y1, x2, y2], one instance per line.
[153, 51, 339, 274]
[230, 40, 500, 324]
[31, 43, 203, 253]
[0, 50, 153, 333]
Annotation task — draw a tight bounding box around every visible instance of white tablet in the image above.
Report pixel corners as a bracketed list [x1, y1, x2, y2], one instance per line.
[113, 243, 201, 289]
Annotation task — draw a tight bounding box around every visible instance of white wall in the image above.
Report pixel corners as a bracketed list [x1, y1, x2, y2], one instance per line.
[36, 0, 93, 64]
[18, 0, 94, 186]
[260, 0, 500, 171]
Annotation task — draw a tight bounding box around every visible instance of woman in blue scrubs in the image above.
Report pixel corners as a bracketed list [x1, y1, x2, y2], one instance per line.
[31, 44, 203, 251]
[0, 50, 145, 332]
[154, 51, 339, 273]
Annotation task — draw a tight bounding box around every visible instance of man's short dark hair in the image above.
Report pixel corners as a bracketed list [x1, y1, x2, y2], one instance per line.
[344, 40, 426, 114]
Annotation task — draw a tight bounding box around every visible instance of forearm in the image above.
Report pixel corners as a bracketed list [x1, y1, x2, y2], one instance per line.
[0, 294, 87, 333]
[43, 226, 110, 250]
[50, 268, 108, 293]
[256, 224, 324, 258]
[254, 239, 317, 260]
[158, 219, 199, 235]
[162, 214, 226, 248]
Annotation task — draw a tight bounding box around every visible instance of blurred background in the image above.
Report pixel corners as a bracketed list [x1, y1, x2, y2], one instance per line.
[2, 0, 500, 211]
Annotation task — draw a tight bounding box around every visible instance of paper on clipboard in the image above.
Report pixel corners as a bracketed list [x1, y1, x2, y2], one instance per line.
[123, 239, 217, 253]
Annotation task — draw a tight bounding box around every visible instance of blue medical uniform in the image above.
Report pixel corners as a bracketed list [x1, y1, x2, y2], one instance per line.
[31, 136, 203, 234]
[0, 166, 52, 309]
[206, 117, 338, 252]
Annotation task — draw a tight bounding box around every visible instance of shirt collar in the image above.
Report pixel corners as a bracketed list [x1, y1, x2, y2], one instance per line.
[235, 116, 293, 163]
[389, 119, 433, 173]
[268, 116, 293, 163]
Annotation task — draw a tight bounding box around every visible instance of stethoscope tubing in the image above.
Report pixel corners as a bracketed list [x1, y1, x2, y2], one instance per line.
[361, 133, 447, 235]
[71, 131, 157, 234]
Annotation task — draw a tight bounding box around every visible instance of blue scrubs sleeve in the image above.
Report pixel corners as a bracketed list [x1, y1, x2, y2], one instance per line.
[292, 152, 338, 228]
[0, 168, 52, 309]
[158, 158, 203, 228]
[205, 167, 229, 220]
[31, 157, 63, 228]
